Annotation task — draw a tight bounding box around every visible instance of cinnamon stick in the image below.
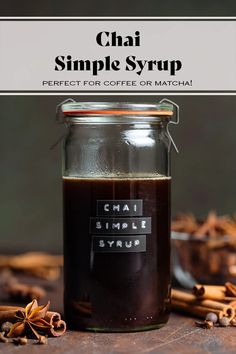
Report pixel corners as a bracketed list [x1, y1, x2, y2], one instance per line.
[172, 299, 224, 319]
[229, 301, 236, 308]
[225, 282, 236, 297]
[172, 289, 235, 320]
[45, 311, 66, 337]
[0, 306, 24, 325]
[193, 285, 226, 300]
[0, 253, 63, 269]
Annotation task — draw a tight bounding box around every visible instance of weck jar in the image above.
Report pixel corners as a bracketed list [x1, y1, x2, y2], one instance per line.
[60, 100, 178, 332]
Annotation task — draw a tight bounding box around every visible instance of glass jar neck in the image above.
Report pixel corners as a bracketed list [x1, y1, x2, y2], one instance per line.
[64, 116, 171, 125]
[61, 102, 174, 125]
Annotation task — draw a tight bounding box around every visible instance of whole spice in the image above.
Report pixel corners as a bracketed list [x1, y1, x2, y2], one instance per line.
[172, 289, 235, 320]
[193, 285, 226, 301]
[195, 320, 214, 329]
[230, 318, 236, 326]
[0, 299, 66, 339]
[219, 316, 230, 327]
[45, 311, 67, 337]
[1, 321, 13, 334]
[13, 337, 28, 345]
[0, 306, 22, 325]
[193, 283, 236, 302]
[7, 300, 51, 339]
[0, 332, 8, 343]
[38, 335, 48, 345]
[172, 284, 236, 329]
[205, 312, 218, 323]
[205, 320, 214, 329]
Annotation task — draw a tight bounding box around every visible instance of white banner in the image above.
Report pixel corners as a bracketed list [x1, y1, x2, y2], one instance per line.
[0, 19, 235, 92]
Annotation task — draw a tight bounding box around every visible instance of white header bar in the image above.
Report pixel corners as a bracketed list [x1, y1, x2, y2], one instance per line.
[0, 19, 236, 93]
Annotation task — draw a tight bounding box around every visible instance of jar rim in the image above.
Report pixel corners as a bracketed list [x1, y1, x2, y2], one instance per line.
[61, 101, 174, 118]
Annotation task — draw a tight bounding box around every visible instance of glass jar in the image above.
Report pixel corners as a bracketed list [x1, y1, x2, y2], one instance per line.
[60, 100, 177, 332]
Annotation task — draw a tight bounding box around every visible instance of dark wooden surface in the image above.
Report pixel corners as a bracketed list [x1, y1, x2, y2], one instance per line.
[1, 275, 236, 354]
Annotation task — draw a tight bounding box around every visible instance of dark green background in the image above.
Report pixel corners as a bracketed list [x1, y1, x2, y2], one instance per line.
[0, 96, 235, 253]
[1, 0, 236, 16]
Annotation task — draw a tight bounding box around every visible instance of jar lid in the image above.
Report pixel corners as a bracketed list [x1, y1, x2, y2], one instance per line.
[61, 102, 174, 117]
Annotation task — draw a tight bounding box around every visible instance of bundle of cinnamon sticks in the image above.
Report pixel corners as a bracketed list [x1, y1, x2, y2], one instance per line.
[0, 252, 63, 280]
[172, 282, 236, 325]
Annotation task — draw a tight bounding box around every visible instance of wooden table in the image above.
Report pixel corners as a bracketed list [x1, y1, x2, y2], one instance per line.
[0, 275, 236, 354]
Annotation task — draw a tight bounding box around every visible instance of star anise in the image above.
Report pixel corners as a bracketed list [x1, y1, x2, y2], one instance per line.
[7, 299, 52, 339]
